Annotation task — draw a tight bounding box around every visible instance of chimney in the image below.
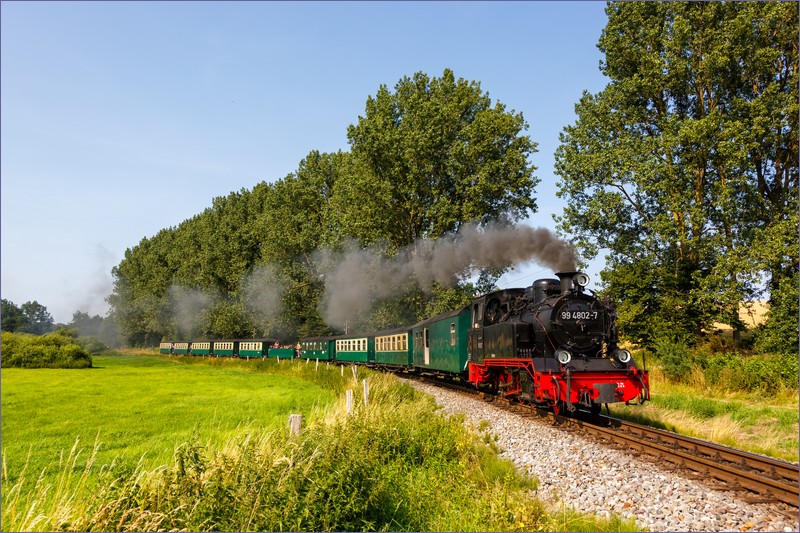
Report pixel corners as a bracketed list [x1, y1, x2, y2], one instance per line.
[555, 271, 589, 294]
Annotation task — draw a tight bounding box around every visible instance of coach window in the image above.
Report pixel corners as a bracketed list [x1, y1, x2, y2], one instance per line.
[450, 323, 456, 346]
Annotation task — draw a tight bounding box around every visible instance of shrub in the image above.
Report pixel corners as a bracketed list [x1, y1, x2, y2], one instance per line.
[753, 271, 799, 356]
[705, 351, 798, 393]
[653, 335, 694, 383]
[1, 332, 92, 369]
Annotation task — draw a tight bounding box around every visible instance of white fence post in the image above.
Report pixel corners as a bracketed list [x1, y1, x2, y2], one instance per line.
[363, 378, 369, 407]
[352, 365, 357, 381]
[346, 389, 354, 415]
[288, 414, 302, 436]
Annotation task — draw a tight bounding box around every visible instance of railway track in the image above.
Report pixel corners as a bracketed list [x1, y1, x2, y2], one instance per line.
[563, 412, 799, 509]
[410, 374, 799, 509]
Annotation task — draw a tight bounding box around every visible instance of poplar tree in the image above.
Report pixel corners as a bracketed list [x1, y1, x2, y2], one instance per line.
[346, 68, 539, 248]
[555, 2, 798, 346]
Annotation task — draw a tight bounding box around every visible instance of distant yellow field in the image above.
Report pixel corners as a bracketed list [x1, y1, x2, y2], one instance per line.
[711, 301, 769, 333]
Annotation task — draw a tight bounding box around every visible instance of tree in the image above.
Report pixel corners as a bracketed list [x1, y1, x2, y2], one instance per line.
[70, 311, 104, 337]
[1, 299, 27, 332]
[346, 68, 539, 248]
[554, 2, 798, 345]
[19, 301, 55, 335]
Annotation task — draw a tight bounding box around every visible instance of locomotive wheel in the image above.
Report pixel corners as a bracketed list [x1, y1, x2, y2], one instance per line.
[552, 400, 567, 416]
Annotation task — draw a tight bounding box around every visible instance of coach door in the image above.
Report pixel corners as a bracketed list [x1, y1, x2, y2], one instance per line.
[424, 327, 430, 365]
[469, 300, 485, 362]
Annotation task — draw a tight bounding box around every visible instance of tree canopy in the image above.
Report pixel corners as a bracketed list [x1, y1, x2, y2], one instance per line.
[1, 299, 55, 335]
[554, 1, 798, 348]
[346, 69, 538, 247]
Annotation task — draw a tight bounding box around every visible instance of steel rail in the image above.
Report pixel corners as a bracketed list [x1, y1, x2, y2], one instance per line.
[604, 416, 799, 485]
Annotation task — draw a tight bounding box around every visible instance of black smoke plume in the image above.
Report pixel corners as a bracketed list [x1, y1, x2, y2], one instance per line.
[316, 222, 576, 329]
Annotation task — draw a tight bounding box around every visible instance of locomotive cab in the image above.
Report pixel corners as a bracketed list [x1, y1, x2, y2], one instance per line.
[468, 288, 530, 363]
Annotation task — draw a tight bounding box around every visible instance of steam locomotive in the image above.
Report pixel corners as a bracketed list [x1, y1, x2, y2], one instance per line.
[464, 270, 650, 414]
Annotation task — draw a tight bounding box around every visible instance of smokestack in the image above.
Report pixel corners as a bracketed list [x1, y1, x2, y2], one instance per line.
[555, 271, 589, 294]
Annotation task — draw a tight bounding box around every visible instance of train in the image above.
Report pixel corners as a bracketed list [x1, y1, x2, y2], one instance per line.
[160, 270, 650, 414]
[159, 338, 297, 360]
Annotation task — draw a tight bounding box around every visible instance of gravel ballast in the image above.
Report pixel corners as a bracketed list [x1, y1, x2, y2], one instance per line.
[407, 380, 799, 532]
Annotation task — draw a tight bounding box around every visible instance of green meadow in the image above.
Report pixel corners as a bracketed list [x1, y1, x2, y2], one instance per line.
[1, 353, 639, 532]
[1, 353, 334, 489]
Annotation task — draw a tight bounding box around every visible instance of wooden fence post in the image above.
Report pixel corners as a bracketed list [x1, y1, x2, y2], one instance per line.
[341, 364, 344, 377]
[346, 389, 354, 415]
[288, 414, 302, 436]
[352, 365, 357, 381]
[363, 378, 369, 407]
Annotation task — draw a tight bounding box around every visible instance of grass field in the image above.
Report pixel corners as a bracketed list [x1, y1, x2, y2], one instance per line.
[2, 352, 639, 532]
[3, 350, 795, 531]
[1, 352, 335, 489]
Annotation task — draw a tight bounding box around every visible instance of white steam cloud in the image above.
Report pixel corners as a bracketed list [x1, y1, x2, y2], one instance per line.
[241, 263, 285, 324]
[168, 284, 216, 336]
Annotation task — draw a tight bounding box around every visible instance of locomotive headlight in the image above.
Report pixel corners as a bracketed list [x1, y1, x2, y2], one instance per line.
[614, 349, 632, 363]
[574, 273, 590, 287]
[555, 349, 572, 365]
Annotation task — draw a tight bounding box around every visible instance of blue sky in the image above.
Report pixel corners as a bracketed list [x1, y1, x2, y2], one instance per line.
[1, 1, 611, 323]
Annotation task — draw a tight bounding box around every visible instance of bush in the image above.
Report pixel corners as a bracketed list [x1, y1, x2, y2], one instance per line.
[653, 335, 694, 383]
[651, 332, 798, 393]
[1, 332, 92, 369]
[753, 271, 799, 356]
[701, 351, 798, 393]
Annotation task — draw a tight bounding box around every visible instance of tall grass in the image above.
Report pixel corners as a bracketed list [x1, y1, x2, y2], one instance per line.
[3, 359, 638, 532]
[612, 364, 799, 462]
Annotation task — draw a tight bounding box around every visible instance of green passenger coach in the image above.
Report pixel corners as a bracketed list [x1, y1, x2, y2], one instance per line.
[173, 342, 190, 355]
[374, 327, 413, 368]
[334, 334, 374, 363]
[212, 340, 237, 357]
[238, 340, 269, 359]
[159, 342, 173, 354]
[412, 306, 471, 374]
[300, 336, 336, 361]
[190, 341, 211, 356]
